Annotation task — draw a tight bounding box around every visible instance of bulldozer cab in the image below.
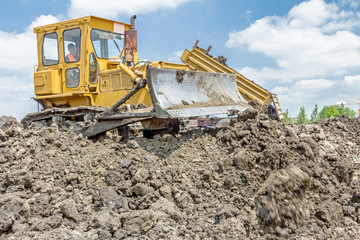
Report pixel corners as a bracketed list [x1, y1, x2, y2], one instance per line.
[33, 16, 145, 109]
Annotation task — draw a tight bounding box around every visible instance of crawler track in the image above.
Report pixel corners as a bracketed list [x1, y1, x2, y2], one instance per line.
[21, 106, 107, 128]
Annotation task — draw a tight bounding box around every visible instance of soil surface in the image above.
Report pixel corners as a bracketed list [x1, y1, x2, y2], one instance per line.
[0, 113, 360, 239]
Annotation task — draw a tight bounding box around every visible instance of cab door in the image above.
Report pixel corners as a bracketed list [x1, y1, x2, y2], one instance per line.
[34, 31, 62, 96]
[61, 27, 83, 93]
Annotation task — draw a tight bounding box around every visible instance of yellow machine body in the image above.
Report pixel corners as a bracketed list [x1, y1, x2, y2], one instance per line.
[33, 15, 281, 123]
[33, 16, 186, 109]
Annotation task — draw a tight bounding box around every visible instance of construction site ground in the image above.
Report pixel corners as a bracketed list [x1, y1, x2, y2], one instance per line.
[0, 112, 360, 239]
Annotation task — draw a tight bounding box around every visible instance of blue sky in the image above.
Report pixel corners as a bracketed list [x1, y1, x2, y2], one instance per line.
[1, 0, 360, 119]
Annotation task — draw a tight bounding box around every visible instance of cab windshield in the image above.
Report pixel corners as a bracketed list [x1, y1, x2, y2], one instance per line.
[90, 29, 124, 59]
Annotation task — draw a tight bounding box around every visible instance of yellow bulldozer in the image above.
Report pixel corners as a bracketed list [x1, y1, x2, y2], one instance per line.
[22, 15, 282, 137]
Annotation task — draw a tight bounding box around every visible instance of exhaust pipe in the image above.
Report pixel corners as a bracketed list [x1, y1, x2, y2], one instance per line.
[124, 15, 138, 65]
[130, 15, 136, 30]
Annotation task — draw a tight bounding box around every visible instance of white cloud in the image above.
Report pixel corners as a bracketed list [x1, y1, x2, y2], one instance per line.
[272, 78, 336, 116]
[20, 0, 30, 5]
[241, 10, 253, 21]
[0, 15, 60, 119]
[288, 0, 338, 27]
[226, 0, 360, 83]
[343, 74, 360, 83]
[27, 15, 60, 31]
[238, 66, 310, 84]
[341, 0, 359, 9]
[0, 75, 37, 119]
[0, 15, 59, 72]
[227, 1, 360, 117]
[293, 79, 335, 91]
[0, 31, 35, 71]
[272, 75, 360, 116]
[68, 0, 194, 19]
[167, 50, 184, 63]
[271, 86, 289, 94]
[343, 74, 360, 90]
[274, 79, 335, 100]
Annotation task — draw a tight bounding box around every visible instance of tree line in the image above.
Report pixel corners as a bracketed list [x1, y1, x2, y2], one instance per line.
[282, 104, 357, 124]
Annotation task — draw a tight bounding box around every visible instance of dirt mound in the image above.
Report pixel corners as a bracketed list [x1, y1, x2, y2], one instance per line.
[0, 114, 360, 239]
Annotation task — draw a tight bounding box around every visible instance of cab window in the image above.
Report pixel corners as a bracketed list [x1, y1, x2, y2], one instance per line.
[64, 28, 81, 63]
[66, 67, 80, 88]
[42, 32, 59, 66]
[90, 29, 123, 59]
[89, 53, 97, 84]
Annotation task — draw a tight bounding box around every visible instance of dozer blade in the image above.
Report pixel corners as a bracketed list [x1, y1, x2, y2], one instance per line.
[146, 66, 250, 118]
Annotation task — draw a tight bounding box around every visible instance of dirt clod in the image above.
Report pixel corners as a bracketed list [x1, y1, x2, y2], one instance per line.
[255, 166, 310, 230]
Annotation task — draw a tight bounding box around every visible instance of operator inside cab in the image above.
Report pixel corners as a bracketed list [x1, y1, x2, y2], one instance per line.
[65, 43, 79, 62]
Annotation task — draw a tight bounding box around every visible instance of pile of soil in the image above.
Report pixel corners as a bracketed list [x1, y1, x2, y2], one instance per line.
[0, 113, 360, 239]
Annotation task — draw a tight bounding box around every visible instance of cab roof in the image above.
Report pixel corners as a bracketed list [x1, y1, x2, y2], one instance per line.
[33, 16, 131, 34]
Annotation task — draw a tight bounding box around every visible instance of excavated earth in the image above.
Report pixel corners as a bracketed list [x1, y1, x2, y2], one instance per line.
[0, 113, 360, 239]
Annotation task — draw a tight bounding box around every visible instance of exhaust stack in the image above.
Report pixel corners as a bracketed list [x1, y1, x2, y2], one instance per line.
[130, 15, 136, 30]
[124, 15, 138, 65]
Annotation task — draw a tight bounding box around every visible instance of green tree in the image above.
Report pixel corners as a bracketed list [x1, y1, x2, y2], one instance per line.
[338, 105, 356, 118]
[318, 104, 356, 120]
[283, 109, 293, 124]
[310, 104, 319, 123]
[319, 105, 338, 119]
[296, 106, 309, 124]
